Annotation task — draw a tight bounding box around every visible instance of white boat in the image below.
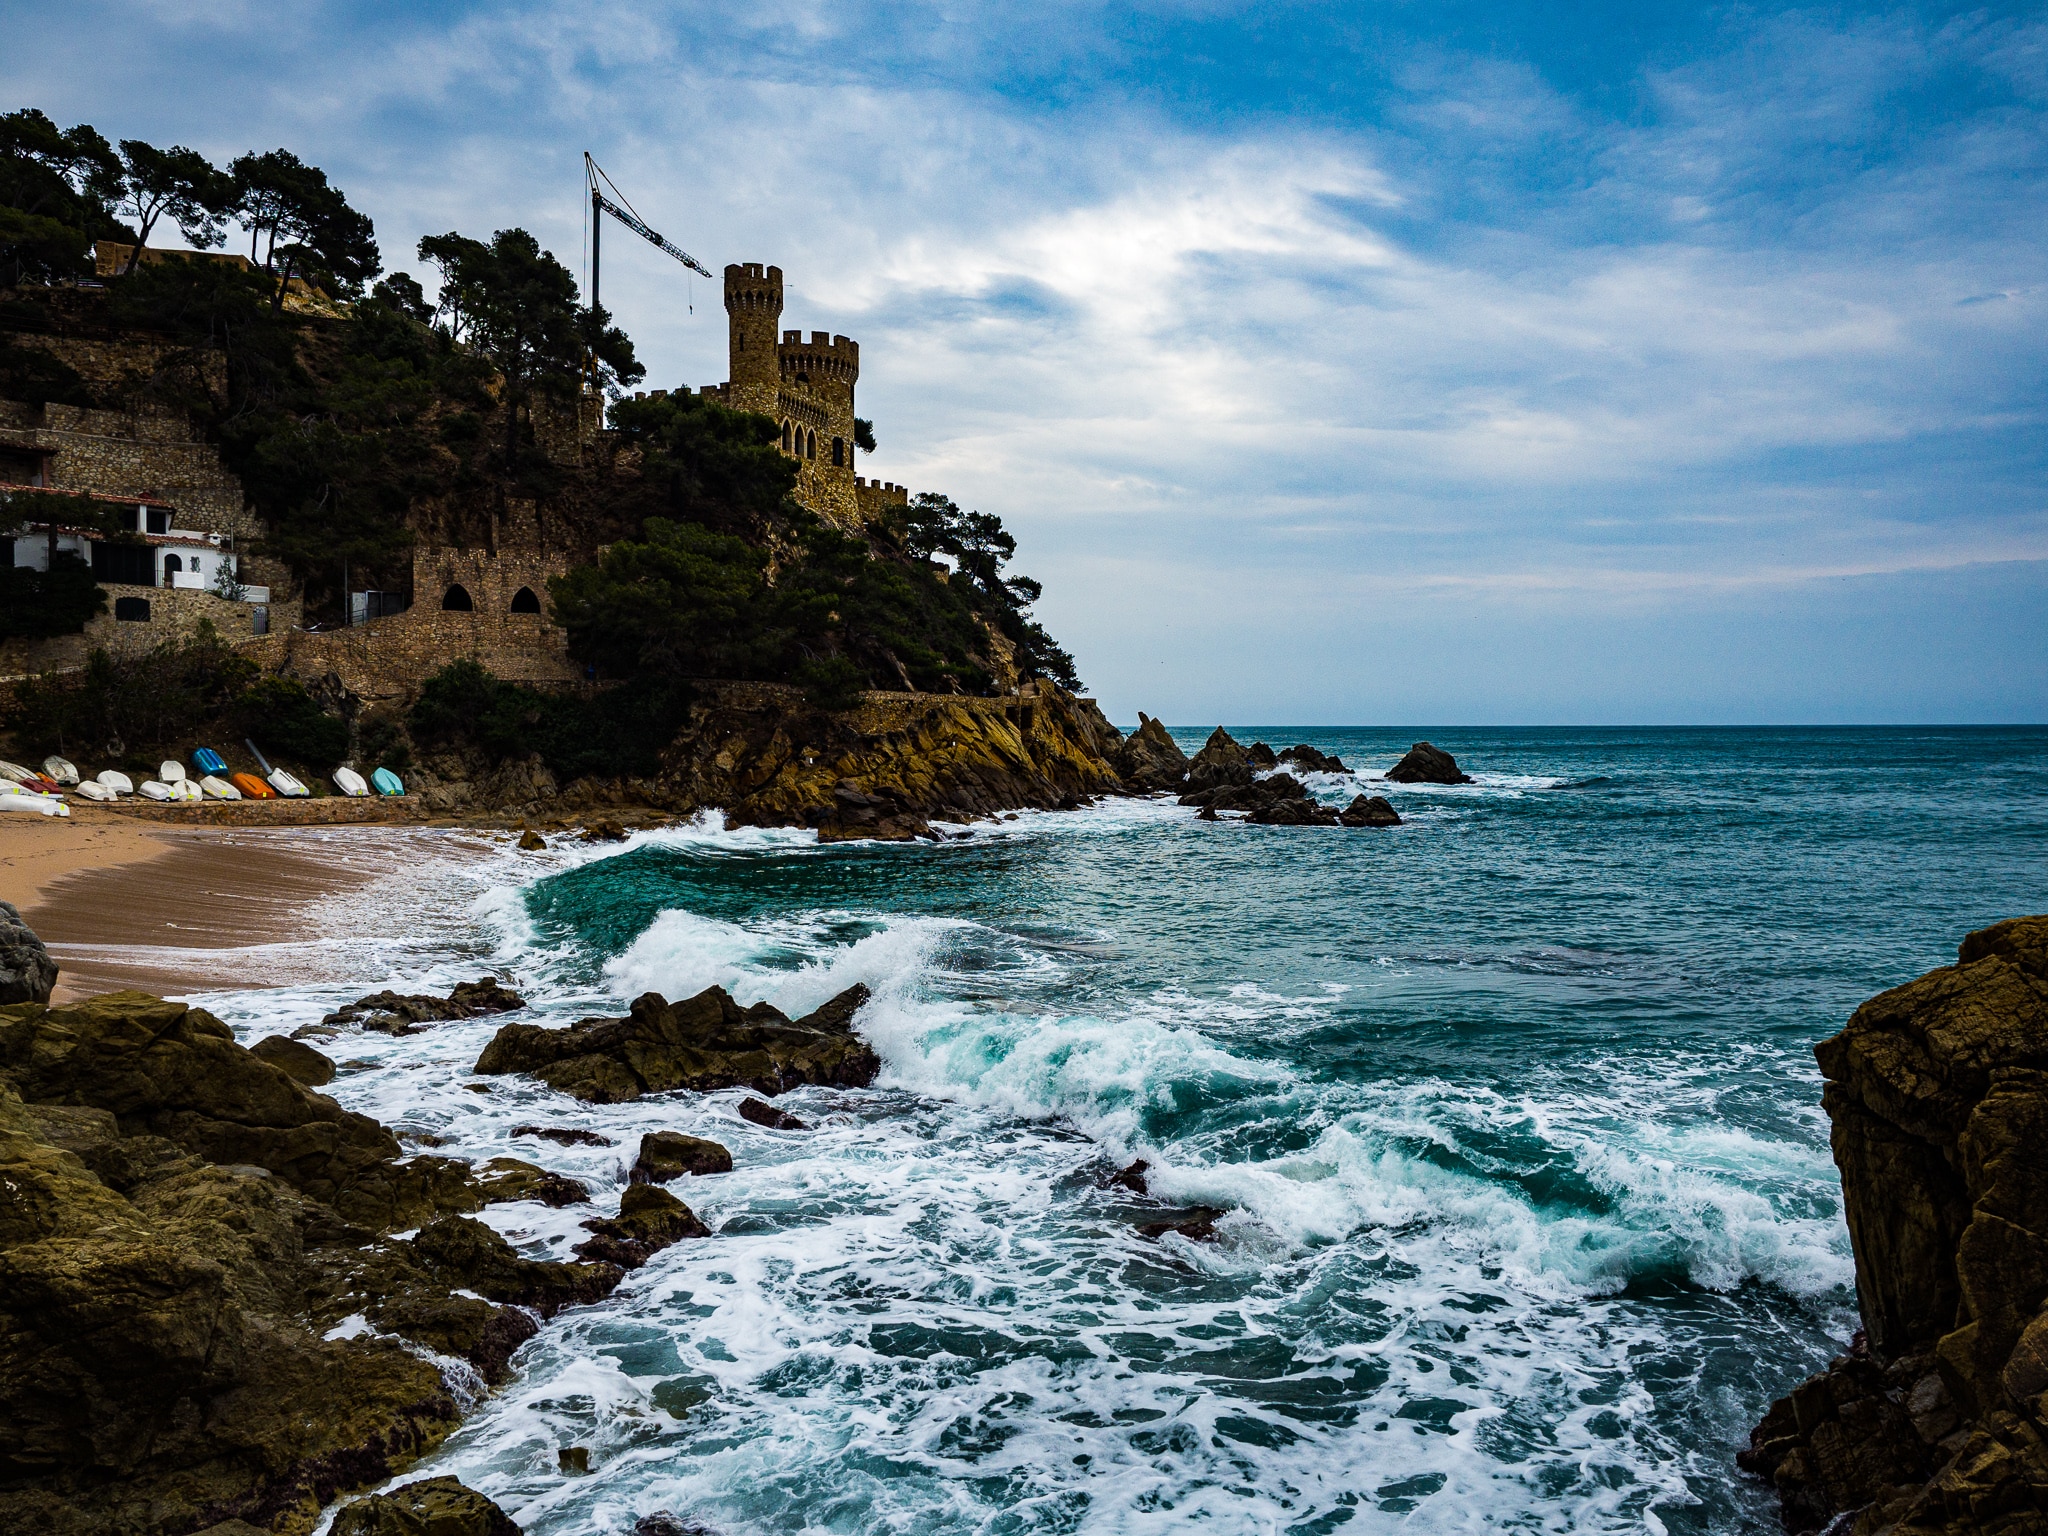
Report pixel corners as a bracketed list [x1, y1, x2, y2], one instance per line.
[159, 759, 186, 783]
[331, 767, 370, 797]
[0, 793, 68, 817]
[141, 780, 173, 801]
[0, 761, 34, 783]
[96, 770, 134, 795]
[169, 778, 204, 802]
[42, 756, 80, 786]
[73, 780, 115, 802]
[199, 775, 242, 800]
[267, 769, 310, 798]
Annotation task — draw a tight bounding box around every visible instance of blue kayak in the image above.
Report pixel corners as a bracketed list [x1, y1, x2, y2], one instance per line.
[371, 767, 404, 796]
[193, 747, 227, 774]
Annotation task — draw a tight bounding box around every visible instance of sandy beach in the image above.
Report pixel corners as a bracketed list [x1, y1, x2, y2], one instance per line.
[3, 804, 484, 1000]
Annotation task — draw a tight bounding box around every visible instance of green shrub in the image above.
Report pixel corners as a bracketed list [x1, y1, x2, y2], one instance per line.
[233, 677, 349, 770]
[6, 626, 256, 757]
[410, 659, 692, 781]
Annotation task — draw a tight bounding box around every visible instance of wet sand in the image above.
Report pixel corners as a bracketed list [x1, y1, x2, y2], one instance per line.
[7, 809, 487, 1000]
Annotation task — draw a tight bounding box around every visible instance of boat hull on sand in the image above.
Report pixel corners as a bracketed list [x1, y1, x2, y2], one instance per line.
[199, 775, 241, 800]
[332, 767, 370, 797]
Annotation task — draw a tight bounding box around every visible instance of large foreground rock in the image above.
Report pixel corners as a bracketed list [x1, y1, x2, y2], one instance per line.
[1184, 727, 1254, 793]
[1741, 915, 2048, 1534]
[1385, 741, 1471, 784]
[0, 992, 629, 1534]
[474, 984, 879, 1103]
[0, 900, 57, 1004]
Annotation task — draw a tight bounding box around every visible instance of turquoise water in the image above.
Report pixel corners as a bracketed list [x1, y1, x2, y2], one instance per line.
[211, 727, 2047, 1535]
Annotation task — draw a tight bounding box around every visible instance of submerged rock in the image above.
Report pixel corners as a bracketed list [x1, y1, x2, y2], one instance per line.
[1741, 914, 2048, 1533]
[1138, 1207, 1223, 1242]
[1246, 797, 1339, 827]
[1385, 741, 1471, 784]
[513, 1123, 615, 1148]
[1339, 794, 1402, 828]
[473, 984, 879, 1103]
[332, 1477, 522, 1536]
[1116, 713, 1190, 791]
[323, 977, 527, 1035]
[1185, 727, 1255, 792]
[0, 901, 56, 1005]
[632, 1131, 734, 1182]
[475, 1156, 590, 1207]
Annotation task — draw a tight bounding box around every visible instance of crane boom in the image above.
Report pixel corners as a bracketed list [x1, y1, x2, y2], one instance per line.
[585, 153, 712, 316]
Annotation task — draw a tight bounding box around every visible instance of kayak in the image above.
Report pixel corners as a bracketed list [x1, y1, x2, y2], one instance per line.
[199, 775, 241, 800]
[0, 793, 68, 817]
[159, 759, 186, 783]
[193, 748, 227, 775]
[266, 769, 310, 798]
[96, 770, 134, 795]
[371, 767, 404, 796]
[229, 772, 276, 799]
[73, 780, 115, 802]
[141, 780, 173, 801]
[332, 767, 370, 797]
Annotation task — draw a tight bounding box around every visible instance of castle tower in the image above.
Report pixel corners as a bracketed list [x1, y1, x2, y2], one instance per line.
[724, 263, 782, 417]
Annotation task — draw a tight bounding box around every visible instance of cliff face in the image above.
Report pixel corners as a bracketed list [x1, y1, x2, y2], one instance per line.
[1743, 916, 2048, 1533]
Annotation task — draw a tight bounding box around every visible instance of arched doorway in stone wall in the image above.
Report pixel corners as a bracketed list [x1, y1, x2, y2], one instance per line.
[442, 584, 474, 611]
[510, 587, 542, 614]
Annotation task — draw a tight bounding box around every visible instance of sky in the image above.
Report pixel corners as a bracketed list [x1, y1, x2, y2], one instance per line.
[6, 0, 2045, 723]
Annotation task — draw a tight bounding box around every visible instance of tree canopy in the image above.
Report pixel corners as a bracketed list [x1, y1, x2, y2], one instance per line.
[230, 149, 379, 308]
[112, 139, 234, 274]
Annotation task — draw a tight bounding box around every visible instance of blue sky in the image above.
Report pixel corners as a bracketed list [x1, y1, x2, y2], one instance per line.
[6, 0, 2044, 722]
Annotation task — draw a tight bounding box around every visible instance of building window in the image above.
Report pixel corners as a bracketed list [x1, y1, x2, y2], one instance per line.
[442, 583, 474, 611]
[806, 430, 816, 459]
[163, 553, 183, 575]
[832, 437, 844, 466]
[91, 541, 156, 586]
[510, 586, 542, 614]
[114, 596, 151, 622]
[143, 507, 170, 535]
[781, 420, 792, 452]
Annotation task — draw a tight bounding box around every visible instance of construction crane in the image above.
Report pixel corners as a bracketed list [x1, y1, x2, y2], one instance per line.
[585, 152, 713, 314]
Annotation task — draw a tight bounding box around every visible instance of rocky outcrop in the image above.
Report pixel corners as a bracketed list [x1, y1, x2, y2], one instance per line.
[320, 978, 527, 1035]
[631, 1131, 733, 1182]
[1742, 916, 2048, 1534]
[1385, 741, 1471, 784]
[331, 1477, 521, 1536]
[0, 991, 639, 1535]
[1279, 744, 1347, 773]
[1247, 795, 1338, 827]
[573, 1183, 710, 1270]
[473, 983, 879, 1103]
[1116, 713, 1189, 792]
[1340, 794, 1402, 827]
[657, 682, 1123, 838]
[251, 1033, 338, 1087]
[1185, 727, 1254, 793]
[0, 900, 57, 1005]
[740, 1096, 808, 1130]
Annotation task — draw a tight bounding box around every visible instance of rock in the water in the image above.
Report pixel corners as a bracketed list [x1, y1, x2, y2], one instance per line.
[632, 1131, 734, 1182]
[1741, 915, 2048, 1534]
[582, 818, 628, 842]
[1138, 1207, 1222, 1242]
[513, 1123, 615, 1148]
[332, 1477, 522, 1536]
[1246, 741, 1278, 768]
[249, 1032, 337, 1086]
[1110, 1158, 1149, 1193]
[1247, 797, 1339, 827]
[1339, 794, 1402, 828]
[1116, 713, 1189, 791]
[1385, 741, 1471, 784]
[574, 1183, 710, 1269]
[476, 1156, 590, 1207]
[517, 830, 546, 851]
[0, 901, 57, 1005]
[636, 1514, 721, 1536]
[473, 984, 878, 1103]
[738, 1096, 808, 1130]
[324, 977, 527, 1034]
[1185, 727, 1254, 792]
[1279, 743, 1347, 773]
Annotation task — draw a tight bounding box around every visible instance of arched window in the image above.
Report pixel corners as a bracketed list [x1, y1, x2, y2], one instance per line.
[114, 596, 151, 622]
[831, 437, 844, 466]
[736, 329, 745, 352]
[163, 553, 183, 575]
[510, 586, 542, 614]
[806, 430, 817, 459]
[781, 420, 792, 452]
[442, 584, 474, 611]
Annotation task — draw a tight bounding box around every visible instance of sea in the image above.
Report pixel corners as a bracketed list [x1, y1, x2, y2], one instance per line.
[184, 726, 2048, 1536]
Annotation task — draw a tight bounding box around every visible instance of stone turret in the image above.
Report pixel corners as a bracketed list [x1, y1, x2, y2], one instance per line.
[723, 263, 783, 417]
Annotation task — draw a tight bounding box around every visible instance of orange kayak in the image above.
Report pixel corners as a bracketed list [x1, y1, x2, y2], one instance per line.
[230, 772, 277, 799]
